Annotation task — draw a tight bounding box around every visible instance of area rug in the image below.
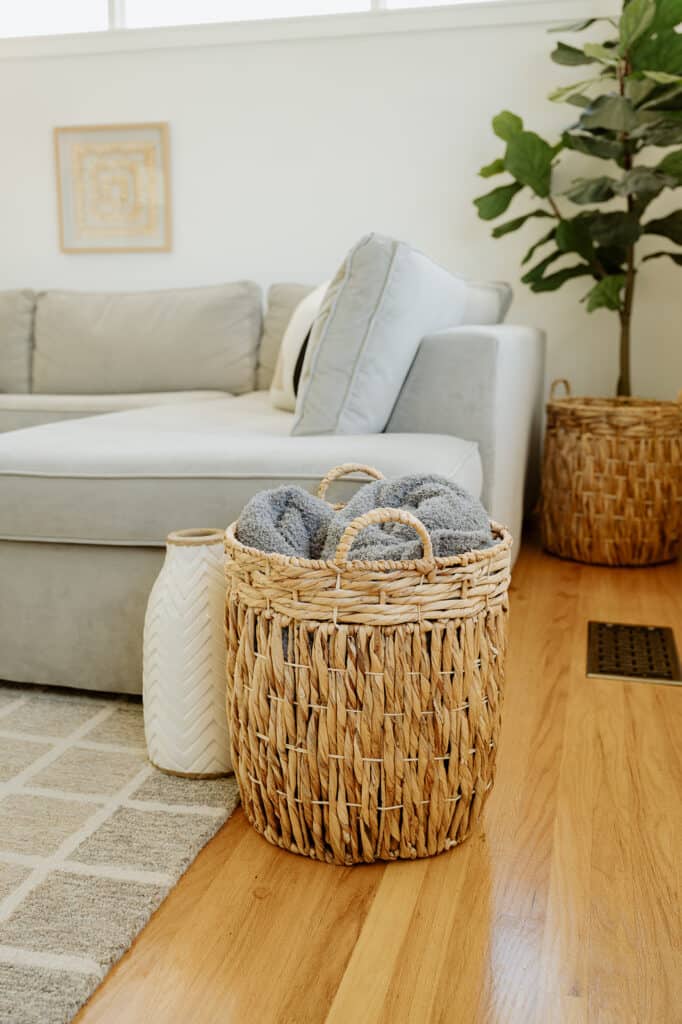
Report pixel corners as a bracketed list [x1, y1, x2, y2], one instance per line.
[0, 681, 239, 1024]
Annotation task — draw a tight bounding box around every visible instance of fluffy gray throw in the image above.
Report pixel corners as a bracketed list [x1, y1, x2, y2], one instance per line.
[236, 485, 334, 558]
[237, 474, 493, 561]
[321, 474, 493, 560]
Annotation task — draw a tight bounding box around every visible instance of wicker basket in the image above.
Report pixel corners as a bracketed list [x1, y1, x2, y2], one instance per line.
[541, 379, 682, 567]
[224, 463, 512, 865]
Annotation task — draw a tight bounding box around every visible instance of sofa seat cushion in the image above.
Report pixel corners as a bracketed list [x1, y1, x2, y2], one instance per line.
[0, 391, 229, 434]
[0, 391, 482, 546]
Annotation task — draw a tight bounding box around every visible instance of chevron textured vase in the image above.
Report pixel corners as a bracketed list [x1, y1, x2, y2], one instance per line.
[143, 528, 231, 777]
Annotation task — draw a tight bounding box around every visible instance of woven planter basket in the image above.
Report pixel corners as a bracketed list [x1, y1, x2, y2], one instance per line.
[224, 463, 512, 865]
[541, 379, 682, 567]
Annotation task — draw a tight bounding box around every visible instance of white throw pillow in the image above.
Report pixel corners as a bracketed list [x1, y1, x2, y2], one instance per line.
[270, 282, 329, 412]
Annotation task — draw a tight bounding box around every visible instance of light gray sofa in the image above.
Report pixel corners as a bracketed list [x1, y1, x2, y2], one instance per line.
[0, 281, 545, 694]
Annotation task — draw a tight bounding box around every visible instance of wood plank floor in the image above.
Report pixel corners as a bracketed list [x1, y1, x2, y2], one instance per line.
[76, 538, 682, 1024]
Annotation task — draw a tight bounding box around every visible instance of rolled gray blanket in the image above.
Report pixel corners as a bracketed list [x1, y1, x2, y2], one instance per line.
[236, 485, 334, 558]
[321, 474, 493, 561]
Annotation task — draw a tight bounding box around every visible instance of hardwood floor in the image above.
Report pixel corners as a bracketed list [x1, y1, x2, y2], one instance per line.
[76, 538, 682, 1024]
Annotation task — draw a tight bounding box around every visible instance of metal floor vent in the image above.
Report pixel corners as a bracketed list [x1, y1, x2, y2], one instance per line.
[587, 621, 681, 686]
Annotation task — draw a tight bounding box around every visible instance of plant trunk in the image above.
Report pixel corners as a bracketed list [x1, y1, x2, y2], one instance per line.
[618, 244, 635, 397]
[617, 57, 635, 399]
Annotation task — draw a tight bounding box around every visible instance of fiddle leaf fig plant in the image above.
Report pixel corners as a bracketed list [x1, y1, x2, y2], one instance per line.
[474, 0, 682, 396]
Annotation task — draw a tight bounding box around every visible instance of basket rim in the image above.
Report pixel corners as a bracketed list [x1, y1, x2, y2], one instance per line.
[224, 519, 512, 572]
[547, 394, 681, 413]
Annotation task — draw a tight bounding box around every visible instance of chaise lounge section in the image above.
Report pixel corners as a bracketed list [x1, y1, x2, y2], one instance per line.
[0, 279, 545, 693]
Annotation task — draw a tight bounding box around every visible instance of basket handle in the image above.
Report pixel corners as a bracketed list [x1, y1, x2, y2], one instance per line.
[317, 463, 384, 502]
[550, 378, 572, 400]
[335, 507, 434, 564]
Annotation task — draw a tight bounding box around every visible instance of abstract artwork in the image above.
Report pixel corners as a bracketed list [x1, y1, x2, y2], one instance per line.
[54, 122, 171, 253]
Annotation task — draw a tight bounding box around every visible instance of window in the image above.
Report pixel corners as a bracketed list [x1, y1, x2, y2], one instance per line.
[124, 1, 369, 30]
[0, 1, 505, 41]
[0, 0, 108, 38]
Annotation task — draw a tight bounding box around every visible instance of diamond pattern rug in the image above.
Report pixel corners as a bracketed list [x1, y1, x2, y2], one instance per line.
[0, 682, 239, 1024]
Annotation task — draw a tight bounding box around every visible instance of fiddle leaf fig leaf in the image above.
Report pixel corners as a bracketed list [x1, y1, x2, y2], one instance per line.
[583, 275, 625, 311]
[549, 19, 596, 33]
[556, 217, 597, 261]
[588, 212, 642, 247]
[492, 111, 524, 142]
[522, 225, 557, 265]
[583, 42, 618, 64]
[634, 119, 682, 146]
[614, 166, 678, 197]
[529, 264, 593, 292]
[642, 250, 682, 265]
[619, 0, 656, 51]
[521, 250, 564, 284]
[563, 176, 617, 204]
[641, 81, 682, 111]
[644, 210, 682, 244]
[658, 149, 682, 183]
[473, 182, 523, 220]
[580, 95, 638, 131]
[631, 28, 682, 75]
[504, 131, 554, 197]
[650, 0, 682, 32]
[566, 93, 593, 108]
[626, 77, 658, 105]
[551, 42, 596, 65]
[491, 209, 553, 238]
[595, 244, 628, 274]
[642, 70, 682, 85]
[647, 0, 679, 31]
[549, 78, 604, 102]
[562, 131, 624, 162]
[479, 157, 506, 178]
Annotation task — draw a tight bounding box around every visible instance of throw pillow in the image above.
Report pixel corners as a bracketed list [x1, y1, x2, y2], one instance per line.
[270, 282, 329, 412]
[292, 233, 475, 436]
[257, 283, 315, 390]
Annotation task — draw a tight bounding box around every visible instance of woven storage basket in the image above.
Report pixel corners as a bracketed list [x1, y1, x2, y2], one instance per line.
[541, 380, 682, 567]
[224, 463, 512, 865]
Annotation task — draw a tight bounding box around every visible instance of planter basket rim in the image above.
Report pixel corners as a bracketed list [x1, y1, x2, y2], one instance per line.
[547, 395, 681, 411]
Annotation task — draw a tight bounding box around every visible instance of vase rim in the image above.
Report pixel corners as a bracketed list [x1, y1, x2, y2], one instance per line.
[167, 528, 225, 547]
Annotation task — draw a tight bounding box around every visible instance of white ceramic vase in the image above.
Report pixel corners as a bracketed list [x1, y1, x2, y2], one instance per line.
[143, 528, 231, 777]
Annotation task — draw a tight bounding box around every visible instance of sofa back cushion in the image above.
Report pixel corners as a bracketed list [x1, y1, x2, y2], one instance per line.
[257, 283, 315, 390]
[0, 290, 35, 394]
[32, 283, 262, 395]
[293, 233, 494, 436]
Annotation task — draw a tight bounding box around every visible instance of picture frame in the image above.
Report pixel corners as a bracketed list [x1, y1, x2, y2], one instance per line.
[54, 122, 172, 253]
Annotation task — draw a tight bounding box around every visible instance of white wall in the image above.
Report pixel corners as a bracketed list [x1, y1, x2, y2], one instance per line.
[0, 12, 679, 399]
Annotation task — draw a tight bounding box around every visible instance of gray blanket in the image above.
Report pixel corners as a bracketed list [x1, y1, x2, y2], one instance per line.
[236, 485, 333, 558]
[237, 474, 493, 561]
[321, 474, 493, 560]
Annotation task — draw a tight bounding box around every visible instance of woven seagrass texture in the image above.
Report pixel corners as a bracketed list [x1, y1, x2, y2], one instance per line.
[541, 380, 682, 567]
[224, 472, 512, 865]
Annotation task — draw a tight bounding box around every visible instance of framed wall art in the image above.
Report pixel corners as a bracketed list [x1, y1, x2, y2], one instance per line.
[54, 122, 171, 253]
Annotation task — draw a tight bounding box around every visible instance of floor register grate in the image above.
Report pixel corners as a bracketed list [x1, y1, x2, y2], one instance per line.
[587, 621, 681, 686]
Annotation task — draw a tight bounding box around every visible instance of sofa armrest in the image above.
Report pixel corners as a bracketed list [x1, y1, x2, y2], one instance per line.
[387, 324, 546, 552]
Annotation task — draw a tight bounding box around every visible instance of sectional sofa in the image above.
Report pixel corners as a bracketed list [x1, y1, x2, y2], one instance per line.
[0, 248, 545, 694]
